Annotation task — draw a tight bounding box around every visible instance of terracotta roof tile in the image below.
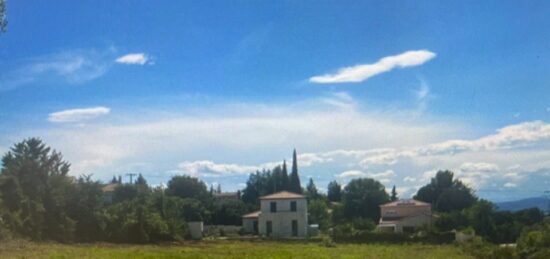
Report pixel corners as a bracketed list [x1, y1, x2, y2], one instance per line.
[380, 199, 431, 207]
[259, 191, 305, 200]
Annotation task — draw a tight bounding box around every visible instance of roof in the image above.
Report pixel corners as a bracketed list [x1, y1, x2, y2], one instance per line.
[380, 199, 431, 207]
[242, 211, 261, 219]
[102, 183, 119, 192]
[259, 191, 306, 200]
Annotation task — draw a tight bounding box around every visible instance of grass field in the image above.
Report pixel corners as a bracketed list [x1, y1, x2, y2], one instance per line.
[0, 240, 471, 259]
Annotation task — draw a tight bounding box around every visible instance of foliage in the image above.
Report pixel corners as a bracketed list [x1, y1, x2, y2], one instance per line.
[390, 185, 398, 201]
[0, 0, 6, 33]
[0, 138, 74, 241]
[166, 175, 210, 204]
[306, 178, 319, 201]
[341, 178, 389, 222]
[289, 149, 302, 194]
[414, 170, 477, 212]
[327, 180, 341, 202]
[212, 199, 247, 226]
[516, 219, 550, 258]
[308, 199, 329, 231]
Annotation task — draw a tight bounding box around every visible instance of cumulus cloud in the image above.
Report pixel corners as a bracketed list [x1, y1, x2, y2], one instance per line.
[337, 170, 367, 178]
[115, 53, 149, 65]
[48, 106, 111, 123]
[358, 121, 550, 167]
[177, 160, 260, 177]
[504, 182, 517, 188]
[309, 50, 436, 84]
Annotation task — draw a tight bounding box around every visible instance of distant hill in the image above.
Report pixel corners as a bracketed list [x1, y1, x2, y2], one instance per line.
[496, 196, 549, 212]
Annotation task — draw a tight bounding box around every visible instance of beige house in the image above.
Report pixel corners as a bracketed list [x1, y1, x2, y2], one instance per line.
[242, 191, 308, 237]
[377, 199, 434, 233]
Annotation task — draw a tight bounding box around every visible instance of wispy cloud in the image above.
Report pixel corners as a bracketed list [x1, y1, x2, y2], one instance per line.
[115, 53, 149, 65]
[48, 106, 111, 123]
[309, 50, 436, 84]
[176, 160, 260, 177]
[0, 49, 111, 91]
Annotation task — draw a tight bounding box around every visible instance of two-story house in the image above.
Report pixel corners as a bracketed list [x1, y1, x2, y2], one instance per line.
[376, 199, 434, 233]
[242, 191, 308, 237]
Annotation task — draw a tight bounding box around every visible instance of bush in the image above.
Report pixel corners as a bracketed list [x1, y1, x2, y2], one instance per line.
[320, 235, 336, 247]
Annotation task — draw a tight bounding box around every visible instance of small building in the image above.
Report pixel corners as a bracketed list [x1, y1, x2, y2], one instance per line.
[376, 199, 434, 233]
[214, 191, 241, 201]
[242, 211, 260, 234]
[102, 183, 119, 203]
[242, 191, 308, 238]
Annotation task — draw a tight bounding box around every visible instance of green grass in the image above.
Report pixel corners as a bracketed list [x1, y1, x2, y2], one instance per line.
[0, 240, 472, 259]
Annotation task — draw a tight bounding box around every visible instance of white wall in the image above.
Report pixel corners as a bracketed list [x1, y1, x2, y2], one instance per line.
[258, 198, 308, 238]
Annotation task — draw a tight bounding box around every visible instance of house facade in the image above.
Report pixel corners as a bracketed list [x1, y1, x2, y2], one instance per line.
[376, 199, 434, 233]
[242, 191, 308, 238]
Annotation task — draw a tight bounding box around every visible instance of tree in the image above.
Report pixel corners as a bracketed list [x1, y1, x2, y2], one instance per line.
[66, 175, 107, 241]
[465, 199, 497, 239]
[135, 174, 147, 186]
[390, 185, 398, 201]
[0, 138, 74, 241]
[306, 178, 319, 200]
[289, 149, 302, 193]
[414, 170, 477, 212]
[281, 160, 290, 191]
[342, 178, 389, 222]
[308, 199, 329, 231]
[0, 0, 7, 33]
[166, 175, 210, 203]
[327, 181, 342, 202]
[212, 199, 247, 225]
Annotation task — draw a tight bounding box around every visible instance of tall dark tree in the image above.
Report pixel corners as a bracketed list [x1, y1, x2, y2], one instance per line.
[281, 160, 290, 191]
[135, 174, 147, 186]
[390, 185, 398, 201]
[306, 178, 319, 200]
[111, 175, 118, 184]
[342, 178, 390, 222]
[289, 149, 302, 194]
[327, 180, 342, 202]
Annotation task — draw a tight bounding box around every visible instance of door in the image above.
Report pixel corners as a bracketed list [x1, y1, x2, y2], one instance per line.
[266, 221, 272, 236]
[292, 220, 298, 237]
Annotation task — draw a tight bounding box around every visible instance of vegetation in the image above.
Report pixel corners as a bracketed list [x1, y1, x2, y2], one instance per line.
[0, 0, 6, 33]
[0, 240, 470, 259]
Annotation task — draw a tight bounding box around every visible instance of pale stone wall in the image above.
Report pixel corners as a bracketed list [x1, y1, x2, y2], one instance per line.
[258, 198, 308, 238]
[381, 205, 431, 219]
[242, 218, 257, 234]
[394, 214, 432, 233]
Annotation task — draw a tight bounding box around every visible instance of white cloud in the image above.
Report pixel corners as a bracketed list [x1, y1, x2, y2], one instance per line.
[0, 49, 110, 91]
[309, 50, 436, 84]
[298, 153, 332, 167]
[48, 106, 110, 123]
[177, 160, 260, 177]
[337, 170, 367, 178]
[115, 53, 149, 65]
[367, 170, 396, 179]
[404, 176, 417, 182]
[504, 182, 517, 188]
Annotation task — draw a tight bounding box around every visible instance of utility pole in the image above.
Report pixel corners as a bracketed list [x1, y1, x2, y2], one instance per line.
[126, 173, 137, 184]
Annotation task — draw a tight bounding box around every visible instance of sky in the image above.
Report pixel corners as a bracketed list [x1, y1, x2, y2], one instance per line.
[1, 1, 550, 202]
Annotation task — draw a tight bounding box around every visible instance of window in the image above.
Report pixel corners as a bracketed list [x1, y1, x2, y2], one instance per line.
[270, 201, 277, 212]
[266, 221, 272, 236]
[290, 201, 297, 212]
[292, 220, 298, 236]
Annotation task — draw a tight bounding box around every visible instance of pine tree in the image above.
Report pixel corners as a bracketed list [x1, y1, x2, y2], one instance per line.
[391, 185, 398, 201]
[306, 178, 318, 200]
[289, 149, 302, 193]
[281, 160, 290, 191]
[111, 175, 118, 184]
[216, 183, 222, 194]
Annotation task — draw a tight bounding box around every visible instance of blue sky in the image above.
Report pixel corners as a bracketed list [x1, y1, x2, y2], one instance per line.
[1, 1, 550, 202]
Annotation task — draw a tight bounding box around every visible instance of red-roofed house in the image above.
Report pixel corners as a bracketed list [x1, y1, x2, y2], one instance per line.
[377, 199, 435, 233]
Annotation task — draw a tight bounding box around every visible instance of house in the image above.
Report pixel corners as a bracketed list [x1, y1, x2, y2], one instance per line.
[102, 183, 119, 203]
[376, 199, 434, 233]
[241, 191, 308, 237]
[214, 191, 241, 201]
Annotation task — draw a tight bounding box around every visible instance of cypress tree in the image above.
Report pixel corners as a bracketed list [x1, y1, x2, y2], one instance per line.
[282, 160, 290, 191]
[289, 149, 302, 193]
[391, 185, 398, 201]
